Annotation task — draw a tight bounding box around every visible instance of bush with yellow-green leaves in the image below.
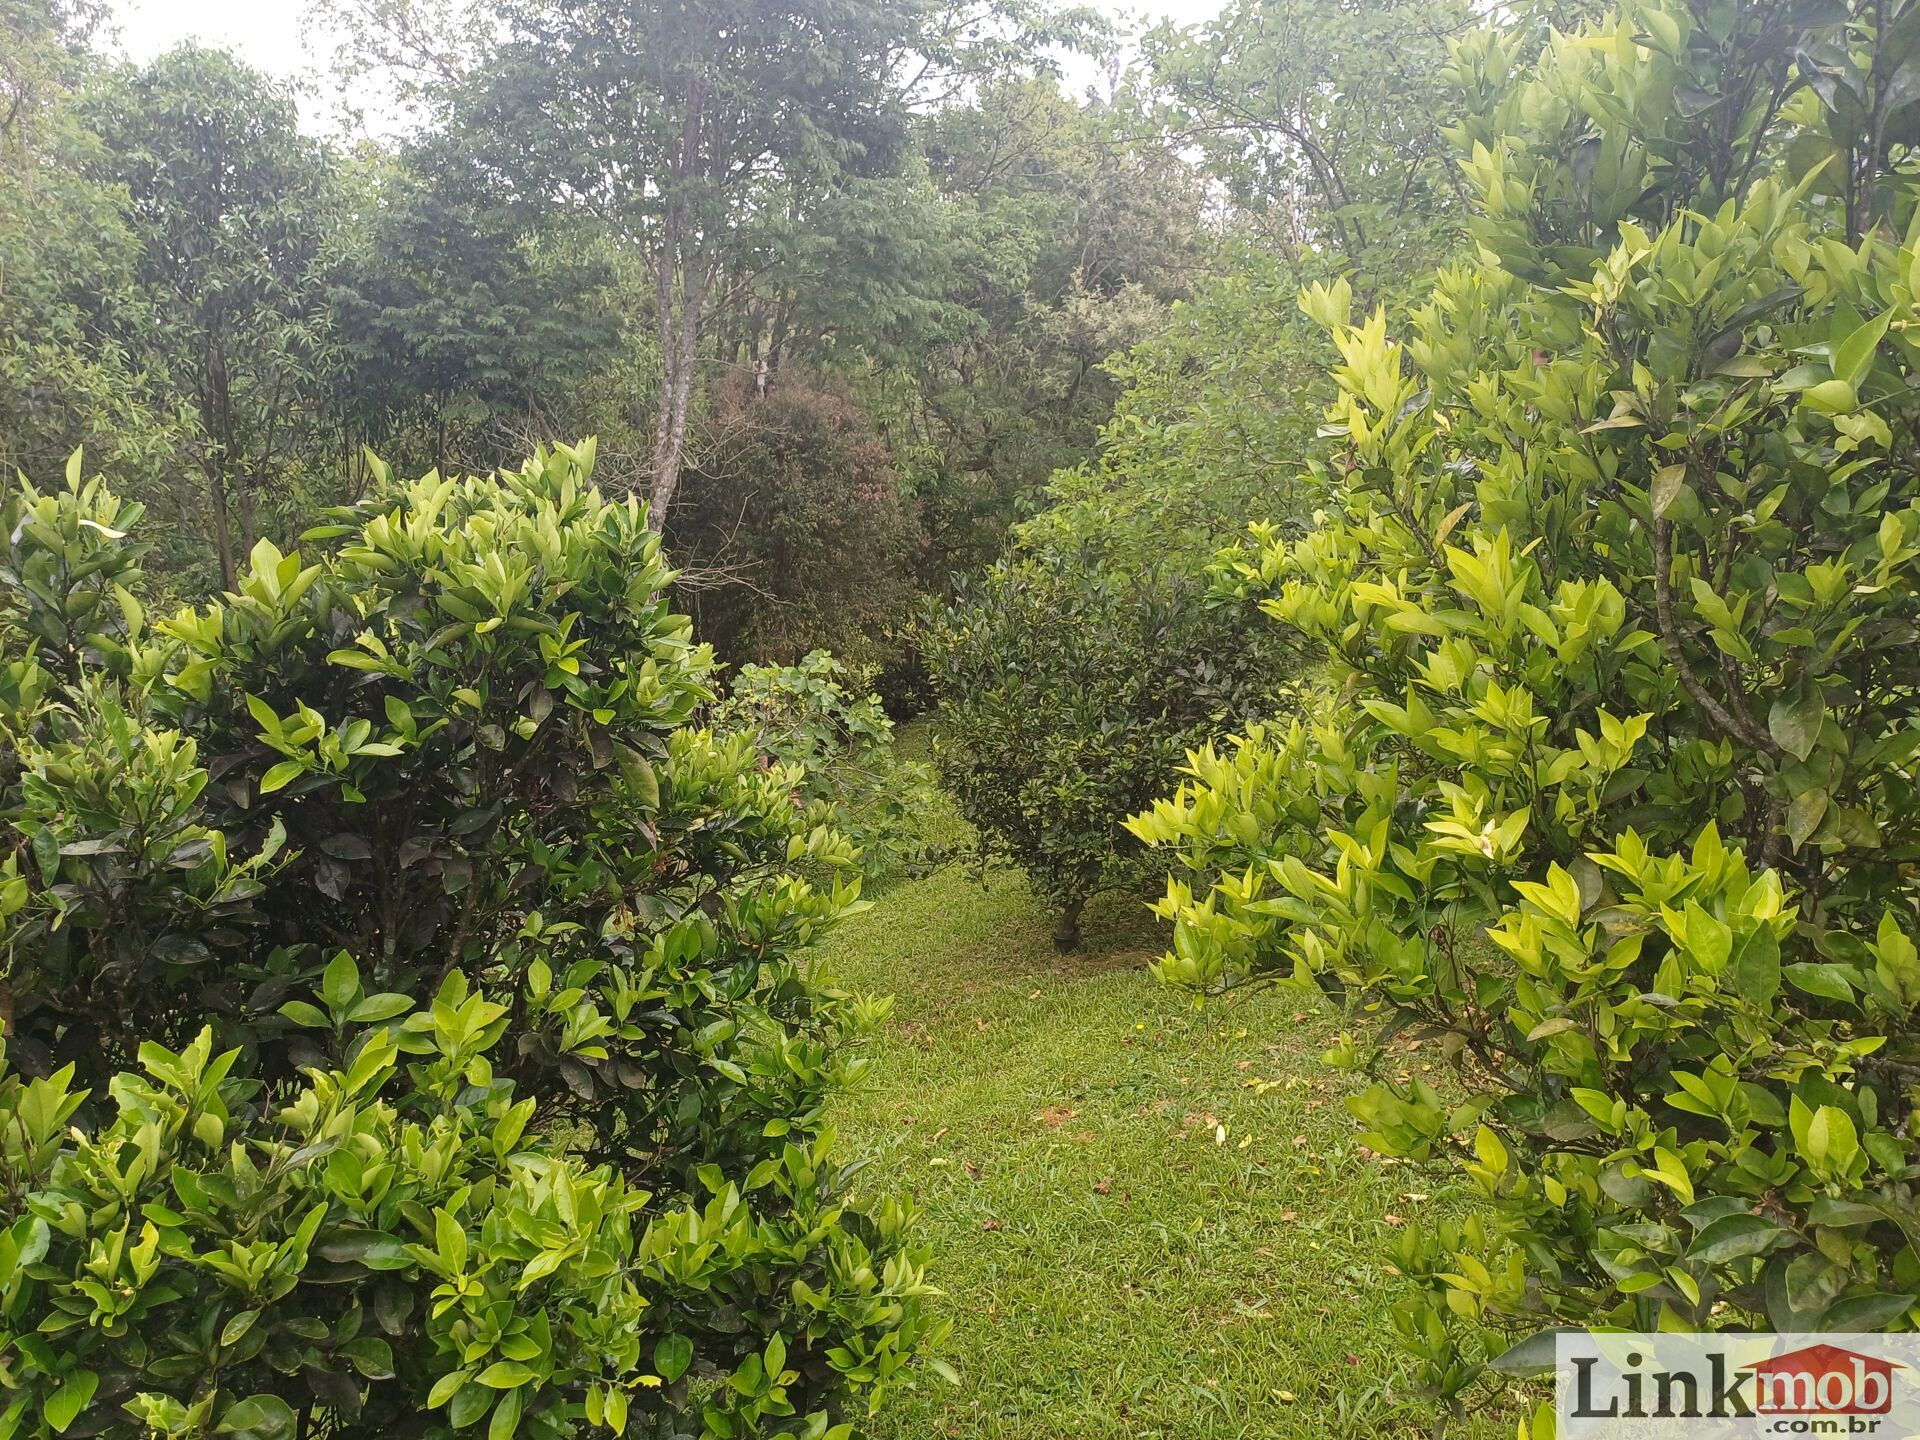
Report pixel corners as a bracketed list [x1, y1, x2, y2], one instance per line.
[0, 444, 945, 1439]
[1131, 0, 1920, 1427]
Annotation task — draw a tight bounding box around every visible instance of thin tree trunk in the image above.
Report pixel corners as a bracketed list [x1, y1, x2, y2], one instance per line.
[237, 476, 258, 558]
[1053, 896, 1086, 953]
[646, 251, 709, 530]
[206, 465, 237, 590]
[645, 218, 681, 530]
[646, 87, 708, 531]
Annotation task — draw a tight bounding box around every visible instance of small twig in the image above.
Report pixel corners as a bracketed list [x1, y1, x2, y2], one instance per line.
[1648, 517, 1779, 756]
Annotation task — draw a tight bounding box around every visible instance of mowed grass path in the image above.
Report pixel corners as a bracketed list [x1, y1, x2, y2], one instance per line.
[820, 866, 1506, 1439]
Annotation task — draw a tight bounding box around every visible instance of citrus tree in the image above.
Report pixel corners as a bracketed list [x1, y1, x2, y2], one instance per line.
[0, 444, 945, 1438]
[922, 543, 1287, 949]
[1130, 0, 1920, 1424]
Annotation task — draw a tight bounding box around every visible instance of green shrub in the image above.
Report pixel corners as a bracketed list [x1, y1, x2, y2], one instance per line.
[668, 379, 921, 671]
[1018, 244, 1329, 578]
[712, 651, 944, 881]
[0, 443, 944, 1438]
[1131, 0, 1920, 1425]
[920, 545, 1286, 949]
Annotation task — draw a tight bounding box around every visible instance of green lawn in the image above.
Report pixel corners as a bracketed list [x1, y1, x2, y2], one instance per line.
[821, 865, 1507, 1439]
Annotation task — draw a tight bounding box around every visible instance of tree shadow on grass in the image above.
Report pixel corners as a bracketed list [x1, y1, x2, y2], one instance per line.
[1050, 886, 1165, 975]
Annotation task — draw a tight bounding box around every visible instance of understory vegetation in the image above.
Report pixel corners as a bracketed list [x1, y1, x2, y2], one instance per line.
[11, 0, 1920, 1434]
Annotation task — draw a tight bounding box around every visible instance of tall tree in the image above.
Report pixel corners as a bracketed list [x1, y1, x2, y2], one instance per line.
[84, 45, 339, 587]
[321, 0, 1107, 531]
[329, 144, 625, 476]
[893, 76, 1208, 574]
[1145, 0, 1474, 294]
[0, 0, 181, 494]
[388, 0, 921, 528]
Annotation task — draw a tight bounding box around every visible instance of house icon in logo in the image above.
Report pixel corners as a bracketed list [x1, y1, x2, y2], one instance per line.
[1742, 1343, 1904, 1416]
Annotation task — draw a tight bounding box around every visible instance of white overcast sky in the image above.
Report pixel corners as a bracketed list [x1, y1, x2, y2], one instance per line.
[104, 0, 1228, 136]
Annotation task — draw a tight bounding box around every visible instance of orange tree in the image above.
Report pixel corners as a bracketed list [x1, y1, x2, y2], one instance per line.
[0, 445, 944, 1439]
[1130, 0, 1920, 1426]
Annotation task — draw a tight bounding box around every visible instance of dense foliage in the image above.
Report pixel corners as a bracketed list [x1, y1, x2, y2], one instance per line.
[1020, 246, 1331, 576]
[887, 73, 1209, 579]
[328, 151, 625, 480]
[47, 0, 1920, 1427]
[80, 44, 340, 593]
[0, 447, 944, 1437]
[920, 548, 1286, 949]
[1143, 0, 1469, 292]
[0, 0, 1223, 677]
[670, 381, 921, 669]
[712, 651, 943, 883]
[912, 0, 1472, 958]
[1131, 0, 1920, 1423]
[0, 2, 184, 520]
